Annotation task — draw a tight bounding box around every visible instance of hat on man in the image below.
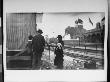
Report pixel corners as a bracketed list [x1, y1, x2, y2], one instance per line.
[37, 29, 43, 34]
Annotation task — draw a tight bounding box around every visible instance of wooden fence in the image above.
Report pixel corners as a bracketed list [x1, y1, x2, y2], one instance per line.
[6, 13, 36, 50]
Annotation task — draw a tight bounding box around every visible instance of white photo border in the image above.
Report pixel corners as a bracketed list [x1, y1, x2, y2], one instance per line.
[3, 0, 108, 82]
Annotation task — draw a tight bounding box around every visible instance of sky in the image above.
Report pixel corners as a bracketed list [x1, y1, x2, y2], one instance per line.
[37, 12, 105, 38]
[4, 0, 106, 38]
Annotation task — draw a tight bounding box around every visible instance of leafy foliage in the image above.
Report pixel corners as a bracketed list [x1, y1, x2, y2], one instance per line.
[65, 25, 87, 39]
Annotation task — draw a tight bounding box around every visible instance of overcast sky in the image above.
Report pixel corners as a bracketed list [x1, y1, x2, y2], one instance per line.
[37, 12, 105, 38]
[4, 0, 106, 38]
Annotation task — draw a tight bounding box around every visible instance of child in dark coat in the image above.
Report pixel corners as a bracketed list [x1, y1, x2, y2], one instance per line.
[54, 35, 64, 69]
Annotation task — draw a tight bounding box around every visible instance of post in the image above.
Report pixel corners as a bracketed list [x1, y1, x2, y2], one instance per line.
[84, 35, 86, 55]
[85, 45, 86, 55]
[73, 39, 74, 50]
[48, 45, 50, 63]
[79, 37, 80, 46]
[96, 45, 97, 56]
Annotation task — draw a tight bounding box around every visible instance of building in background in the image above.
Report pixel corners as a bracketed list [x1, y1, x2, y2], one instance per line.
[80, 18, 105, 43]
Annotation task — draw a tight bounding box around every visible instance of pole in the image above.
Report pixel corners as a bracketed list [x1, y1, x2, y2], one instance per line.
[96, 45, 97, 56]
[84, 35, 86, 55]
[79, 37, 80, 46]
[48, 45, 50, 63]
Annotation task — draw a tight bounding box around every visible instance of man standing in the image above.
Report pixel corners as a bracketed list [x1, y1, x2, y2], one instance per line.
[32, 29, 45, 69]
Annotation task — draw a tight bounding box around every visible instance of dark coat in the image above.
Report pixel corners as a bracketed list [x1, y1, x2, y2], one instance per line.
[54, 41, 64, 68]
[32, 33, 45, 53]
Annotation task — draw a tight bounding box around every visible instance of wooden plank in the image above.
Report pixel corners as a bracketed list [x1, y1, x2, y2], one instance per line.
[7, 56, 31, 63]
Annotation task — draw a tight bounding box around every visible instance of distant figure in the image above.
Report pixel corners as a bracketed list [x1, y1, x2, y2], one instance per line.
[26, 35, 33, 67]
[44, 35, 50, 46]
[15, 35, 33, 56]
[26, 35, 33, 54]
[32, 29, 45, 69]
[54, 35, 64, 69]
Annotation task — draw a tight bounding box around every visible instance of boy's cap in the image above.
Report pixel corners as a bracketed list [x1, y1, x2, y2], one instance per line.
[57, 35, 62, 38]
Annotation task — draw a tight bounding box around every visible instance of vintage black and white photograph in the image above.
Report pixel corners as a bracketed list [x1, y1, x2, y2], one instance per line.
[4, 0, 108, 82]
[0, 2, 2, 81]
[6, 12, 105, 70]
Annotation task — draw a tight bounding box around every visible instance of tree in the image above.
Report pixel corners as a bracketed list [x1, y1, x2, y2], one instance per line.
[65, 25, 87, 39]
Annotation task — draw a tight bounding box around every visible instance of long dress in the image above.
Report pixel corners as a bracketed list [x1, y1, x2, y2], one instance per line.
[54, 41, 64, 69]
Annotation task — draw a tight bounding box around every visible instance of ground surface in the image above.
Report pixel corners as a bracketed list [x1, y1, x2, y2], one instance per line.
[7, 48, 103, 70]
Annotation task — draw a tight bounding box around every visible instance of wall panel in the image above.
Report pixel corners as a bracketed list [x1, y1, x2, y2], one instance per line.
[6, 13, 36, 50]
